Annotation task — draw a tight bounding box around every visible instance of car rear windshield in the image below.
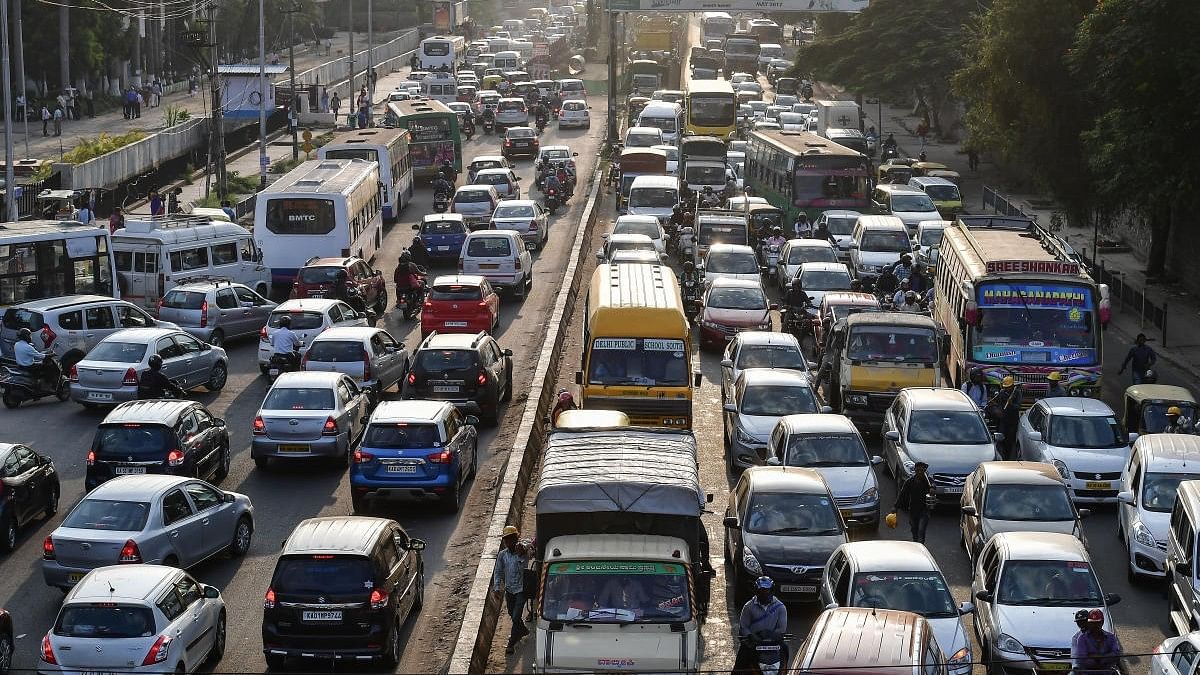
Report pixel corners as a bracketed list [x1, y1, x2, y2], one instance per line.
[262, 387, 335, 411]
[1, 308, 43, 331]
[160, 290, 206, 310]
[364, 423, 441, 449]
[55, 605, 156, 638]
[467, 237, 512, 257]
[423, 220, 465, 235]
[455, 190, 493, 204]
[305, 341, 364, 363]
[86, 341, 148, 363]
[269, 311, 324, 330]
[298, 267, 343, 284]
[493, 205, 535, 219]
[415, 349, 477, 373]
[272, 555, 375, 595]
[431, 284, 483, 301]
[63, 499, 150, 531]
[94, 424, 172, 460]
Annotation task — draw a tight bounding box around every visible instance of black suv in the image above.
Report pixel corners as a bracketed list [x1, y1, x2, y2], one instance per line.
[85, 400, 230, 491]
[262, 516, 425, 669]
[402, 331, 513, 425]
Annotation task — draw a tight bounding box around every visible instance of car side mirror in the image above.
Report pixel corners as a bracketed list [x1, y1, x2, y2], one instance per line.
[202, 585, 221, 599]
[870, 455, 884, 465]
[993, 432, 1004, 442]
[600, 233, 610, 240]
[722, 516, 739, 529]
[848, 242, 859, 249]
[408, 538, 427, 551]
[222, 492, 236, 503]
[1104, 593, 1121, 606]
[824, 602, 839, 610]
[720, 359, 733, 368]
[1028, 430, 1042, 442]
[961, 505, 977, 516]
[884, 430, 900, 442]
[975, 589, 993, 603]
[766, 456, 781, 466]
[1078, 508, 1091, 518]
[693, 373, 703, 388]
[1117, 491, 1135, 505]
[201, 342, 211, 351]
[958, 601, 975, 615]
[411, 223, 421, 230]
[465, 415, 480, 425]
[525, 242, 536, 251]
[596, 251, 604, 261]
[723, 403, 737, 413]
[1128, 432, 1139, 445]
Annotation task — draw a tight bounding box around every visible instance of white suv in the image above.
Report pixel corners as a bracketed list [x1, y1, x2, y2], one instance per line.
[1, 295, 177, 370]
[459, 230, 533, 298]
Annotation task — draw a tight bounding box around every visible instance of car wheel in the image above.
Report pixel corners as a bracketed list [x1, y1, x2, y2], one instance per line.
[381, 620, 401, 668]
[0, 514, 16, 553]
[229, 516, 253, 556]
[213, 443, 231, 481]
[163, 555, 179, 567]
[374, 289, 388, 316]
[337, 441, 351, 468]
[253, 456, 269, 471]
[207, 362, 228, 391]
[209, 612, 227, 662]
[469, 441, 479, 479]
[515, 277, 526, 299]
[441, 475, 461, 513]
[44, 485, 59, 519]
[500, 373, 512, 403]
[351, 491, 368, 514]
[414, 568, 425, 610]
[0, 630, 12, 675]
[208, 329, 225, 347]
[1, 392, 19, 409]
[265, 653, 287, 671]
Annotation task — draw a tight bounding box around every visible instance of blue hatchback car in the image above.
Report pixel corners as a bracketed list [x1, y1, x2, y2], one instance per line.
[414, 214, 470, 263]
[350, 400, 479, 513]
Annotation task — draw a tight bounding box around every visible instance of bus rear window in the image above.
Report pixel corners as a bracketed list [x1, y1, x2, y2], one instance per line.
[424, 42, 450, 56]
[264, 198, 336, 235]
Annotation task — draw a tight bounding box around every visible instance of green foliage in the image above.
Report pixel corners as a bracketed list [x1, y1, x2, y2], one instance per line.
[21, 4, 125, 88]
[270, 157, 303, 174]
[162, 105, 191, 127]
[226, 171, 260, 194]
[60, 132, 147, 165]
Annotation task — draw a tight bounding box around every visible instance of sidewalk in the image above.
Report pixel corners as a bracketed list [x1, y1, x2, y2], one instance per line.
[0, 30, 384, 164]
[864, 96, 1200, 381]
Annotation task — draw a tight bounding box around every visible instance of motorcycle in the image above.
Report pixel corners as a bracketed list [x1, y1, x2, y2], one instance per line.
[678, 226, 696, 262]
[535, 114, 548, 134]
[544, 187, 561, 215]
[781, 304, 816, 339]
[880, 145, 900, 162]
[739, 635, 792, 675]
[396, 282, 427, 321]
[761, 243, 782, 276]
[463, 122, 475, 141]
[267, 346, 303, 382]
[433, 191, 450, 213]
[482, 117, 495, 135]
[681, 277, 701, 318]
[0, 354, 69, 408]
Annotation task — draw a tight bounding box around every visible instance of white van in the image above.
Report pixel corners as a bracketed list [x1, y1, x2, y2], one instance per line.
[112, 216, 268, 312]
[420, 72, 458, 105]
[487, 37, 512, 55]
[510, 39, 534, 63]
[502, 19, 526, 36]
[419, 35, 466, 72]
[636, 101, 684, 145]
[848, 215, 911, 285]
[493, 50, 521, 72]
[626, 175, 680, 225]
[1121, 435, 1200, 582]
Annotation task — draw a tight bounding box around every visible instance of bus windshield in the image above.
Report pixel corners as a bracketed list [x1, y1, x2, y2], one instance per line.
[323, 148, 379, 163]
[846, 326, 938, 363]
[972, 281, 1098, 365]
[588, 337, 688, 387]
[690, 96, 736, 127]
[542, 560, 692, 623]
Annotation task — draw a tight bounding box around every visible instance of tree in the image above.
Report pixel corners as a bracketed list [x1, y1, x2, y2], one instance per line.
[793, 0, 979, 132]
[1070, 0, 1200, 276]
[953, 0, 1094, 214]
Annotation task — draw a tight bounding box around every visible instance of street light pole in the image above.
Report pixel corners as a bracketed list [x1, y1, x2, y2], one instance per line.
[257, 0, 267, 189]
[13, 0, 27, 158]
[288, 3, 298, 160]
[2, 0, 18, 222]
[366, 0, 373, 104]
[347, 0, 355, 112]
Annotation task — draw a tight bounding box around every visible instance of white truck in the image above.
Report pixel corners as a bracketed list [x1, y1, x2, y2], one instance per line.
[816, 99, 862, 135]
[533, 428, 713, 673]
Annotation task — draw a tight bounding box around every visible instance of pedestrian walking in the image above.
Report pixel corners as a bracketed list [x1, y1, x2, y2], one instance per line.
[108, 207, 125, 234]
[15, 94, 25, 121]
[967, 146, 979, 172]
[320, 87, 330, 113]
[1119, 333, 1158, 384]
[56, 92, 67, 117]
[52, 107, 63, 136]
[357, 106, 369, 130]
[149, 190, 164, 217]
[76, 200, 94, 225]
[167, 188, 181, 214]
[65, 91, 77, 120]
[135, 90, 144, 118]
[492, 526, 530, 654]
[330, 92, 341, 116]
[987, 376, 1023, 459]
[40, 105, 50, 136]
[188, 74, 198, 97]
[85, 91, 95, 118]
[916, 119, 929, 148]
[890, 461, 935, 543]
[152, 80, 163, 108]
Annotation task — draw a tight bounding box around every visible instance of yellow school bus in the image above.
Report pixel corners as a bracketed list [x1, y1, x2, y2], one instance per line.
[576, 263, 701, 428]
[685, 79, 737, 140]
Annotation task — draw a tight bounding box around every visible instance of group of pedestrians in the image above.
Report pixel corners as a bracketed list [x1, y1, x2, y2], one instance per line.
[34, 89, 91, 137]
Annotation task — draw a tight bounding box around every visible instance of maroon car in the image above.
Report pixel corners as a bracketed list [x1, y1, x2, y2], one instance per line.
[290, 256, 388, 315]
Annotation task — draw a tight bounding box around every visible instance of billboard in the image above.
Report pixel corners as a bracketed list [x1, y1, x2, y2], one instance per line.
[609, 0, 867, 10]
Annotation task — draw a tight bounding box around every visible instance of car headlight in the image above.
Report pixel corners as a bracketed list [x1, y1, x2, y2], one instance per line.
[846, 394, 868, 406]
[857, 487, 878, 504]
[995, 633, 1024, 654]
[736, 427, 758, 445]
[742, 549, 762, 575]
[1133, 520, 1156, 547]
[701, 319, 721, 329]
[1052, 459, 1071, 480]
[948, 647, 971, 666]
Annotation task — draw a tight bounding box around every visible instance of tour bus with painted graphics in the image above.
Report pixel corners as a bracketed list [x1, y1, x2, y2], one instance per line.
[745, 129, 872, 224]
[576, 263, 702, 428]
[534, 428, 712, 673]
[932, 216, 1109, 399]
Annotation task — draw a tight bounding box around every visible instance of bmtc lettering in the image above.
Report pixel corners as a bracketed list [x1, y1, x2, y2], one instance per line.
[288, 214, 317, 222]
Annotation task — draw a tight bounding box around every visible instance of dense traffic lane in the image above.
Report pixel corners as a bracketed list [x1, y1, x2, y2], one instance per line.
[0, 78, 606, 674]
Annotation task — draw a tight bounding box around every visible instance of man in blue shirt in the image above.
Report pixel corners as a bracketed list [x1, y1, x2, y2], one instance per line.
[734, 576, 788, 673]
[491, 525, 529, 654]
[1071, 608, 1121, 675]
[1119, 333, 1157, 384]
[269, 315, 302, 369]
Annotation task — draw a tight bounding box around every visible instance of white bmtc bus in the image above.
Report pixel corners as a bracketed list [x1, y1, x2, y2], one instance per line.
[318, 127, 414, 222]
[419, 35, 466, 71]
[254, 158, 384, 285]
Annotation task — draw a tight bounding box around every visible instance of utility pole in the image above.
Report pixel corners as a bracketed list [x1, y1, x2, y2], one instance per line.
[606, 8, 617, 142]
[202, 5, 226, 200]
[366, 0, 373, 104]
[2, 0, 17, 222]
[347, 0, 355, 109]
[13, 0, 27, 157]
[286, 2, 299, 159]
[256, 0, 268, 189]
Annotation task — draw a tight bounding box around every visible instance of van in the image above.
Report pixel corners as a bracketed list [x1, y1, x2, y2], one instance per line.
[502, 19, 525, 36]
[112, 216, 268, 312]
[420, 72, 458, 105]
[636, 101, 684, 144]
[459, 230, 533, 297]
[510, 39, 534, 62]
[871, 184, 941, 233]
[790, 607, 946, 675]
[493, 50, 520, 72]
[1168, 480, 1200, 634]
[625, 175, 680, 225]
[1120, 436, 1200, 582]
[848, 215, 911, 285]
[486, 37, 511, 54]
[909, 176, 963, 219]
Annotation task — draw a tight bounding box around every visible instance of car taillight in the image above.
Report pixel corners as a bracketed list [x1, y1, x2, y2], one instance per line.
[122, 368, 139, 386]
[119, 539, 142, 563]
[505, 140, 513, 146]
[40, 325, 56, 348]
[39, 634, 56, 665]
[166, 449, 185, 466]
[301, 350, 310, 368]
[156, 296, 164, 315]
[140, 635, 172, 666]
[86, 449, 95, 465]
[253, 416, 266, 435]
[42, 536, 55, 560]
[260, 326, 269, 342]
[478, 301, 488, 309]
[68, 365, 78, 382]
[157, 273, 165, 297]
[354, 449, 374, 463]
[362, 349, 371, 381]
[477, 371, 488, 386]
[426, 450, 452, 464]
[369, 588, 388, 609]
[528, 221, 538, 231]
[322, 416, 338, 436]
[407, 372, 416, 385]
[199, 300, 208, 328]
[515, 257, 522, 270]
[264, 587, 277, 609]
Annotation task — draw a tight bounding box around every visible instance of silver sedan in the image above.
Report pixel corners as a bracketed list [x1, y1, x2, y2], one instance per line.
[69, 327, 229, 407]
[42, 474, 253, 590]
[250, 371, 371, 470]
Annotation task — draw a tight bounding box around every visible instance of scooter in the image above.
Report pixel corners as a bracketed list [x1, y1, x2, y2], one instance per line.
[433, 191, 450, 213]
[681, 278, 701, 318]
[266, 346, 302, 382]
[740, 635, 792, 675]
[463, 122, 475, 141]
[762, 243, 781, 276]
[544, 187, 561, 215]
[0, 354, 69, 409]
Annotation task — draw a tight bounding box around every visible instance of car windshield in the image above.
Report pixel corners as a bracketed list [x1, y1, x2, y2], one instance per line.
[860, 231, 912, 253]
[86, 341, 147, 363]
[62, 499, 150, 531]
[542, 149, 571, 161]
[160, 290, 205, 310]
[801, 270, 851, 291]
[626, 132, 660, 147]
[262, 387, 335, 410]
[984, 484, 1076, 521]
[494, 205, 535, 219]
[507, 128, 535, 139]
[919, 228, 946, 247]
[431, 284, 483, 301]
[628, 188, 678, 209]
[846, 326, 938, 363]
[706, 252, 759, 275]
[94, 425, 171, 460]
[272, 555, 375, 595]
[614, 221, 660, 238]
[778, 113, 805, 125]
[906, 410, 992, 444]
[298, 267, 343, 284]
[1046, 414, 1123, 448]
[740, 384, 818, 417]
[422, 220, 466, 235]
[364, 423, 441, 449]
[924, 185, 960, 201]
[850, 572, 957, 618]
[785, 433, 869, 467]
[736, 344, 805, 370]
[541, 560, 692, 623]
[269, 311, 324, 329]
[744, 492, 842, 536]
[304, 340, 364, 363]
[707, 287, 766, 310]
[787, 246, 837, 265]
[471, 160, 503, 172]
[1143, 472, 1195, 513]
[891, 195, 937, 212]
[997, 560, 1102, 606]
[55, 605, 155, 638]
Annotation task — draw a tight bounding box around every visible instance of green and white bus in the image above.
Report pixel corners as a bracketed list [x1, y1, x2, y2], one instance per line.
[382, 99, 462, 179]
[745, 129, 871, 223]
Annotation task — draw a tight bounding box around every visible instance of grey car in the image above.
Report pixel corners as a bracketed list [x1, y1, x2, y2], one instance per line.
[42, 474, 253, 590]
[719, 331, 810, 403]
[882, 387, 999, 499]
[490, 199, 549, 248]
[251, 371, 371, 469]
[303, 326, 409, 396]
[157, 280, 276, 347]
[70, 328, 229, 407]
[0, 295, 177, 369]
[723, 368, 829, 472]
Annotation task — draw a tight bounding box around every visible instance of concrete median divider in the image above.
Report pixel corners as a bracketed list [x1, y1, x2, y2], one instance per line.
[447, 152, 608, 675]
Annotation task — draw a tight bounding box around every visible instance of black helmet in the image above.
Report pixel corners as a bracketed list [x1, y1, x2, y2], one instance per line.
[148, 354, 163, 370]
[790, 278, 803, 290]
[399, 250, 412, 263]
[443, 159, 452, 167]
[278, 315, 292, 328]
[16, 327, 32, 342]
[683, 261, 694, 271]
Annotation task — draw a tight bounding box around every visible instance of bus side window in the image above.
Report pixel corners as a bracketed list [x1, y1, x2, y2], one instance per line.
[134, 252, 158, 273]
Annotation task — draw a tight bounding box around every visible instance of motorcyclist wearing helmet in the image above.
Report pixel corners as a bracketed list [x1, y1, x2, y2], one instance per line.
[394, 250, 428, 307]
[137, 354, 185, 399]
[892, 253, 915, 282]
[785, 277, 812, 314]
[733, 576, 788, 674]
[437, 159, 458, 186]
[270, 314, 302, 369]
[680, 260, 702, 290]
[432, 175, 453, 199]
[875, 263, 899, 297]
[899, 290, 922, 313]
[765, 226, 787, 249]
[13, 327, 53, 388]
[811, 218, 835, 245]
[791, 212, 812, 238]
[892, 278, 912, 308]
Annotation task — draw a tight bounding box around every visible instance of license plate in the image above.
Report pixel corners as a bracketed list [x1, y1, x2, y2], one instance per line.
[839, 509, 852, 519]
[1038, 663, 1070, 671]
[82, 671, 118, 675]
[779, 584, 816, 594]
[479, 263, 499, 270]
[308, 292, 325, 298]
[445, 321, 468, 327]
[437, 246, 450, 251]
[68, 572, 84, 584]
[87, 392, 113, 401]
[940, 486, 964, 494]
[278, 445, 308, 453]
[386, 465, 418, 473]
[268, 368, 280, 377]
[113, 466, 146, 475]
[301, 610, 342, 622]
[433, 385, 460, 393]
[1085, 481, 1111, 490]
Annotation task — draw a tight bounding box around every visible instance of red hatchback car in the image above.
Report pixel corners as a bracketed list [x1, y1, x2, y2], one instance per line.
[290, 256, 388, 315]
[421, 274, 500, 338]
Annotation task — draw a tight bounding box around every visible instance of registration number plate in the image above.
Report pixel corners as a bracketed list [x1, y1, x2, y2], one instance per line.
[87, 392, 113, 401]
[437, 246, 451, 251]
[779, 585, 816, 594]
[268, 368, 280, 377]
[68, 572, 84, 584]
[113, 466, 146, 475]
[82, 671, 118, 675]
[839, 509, 852, 519]
[940, 486, 964, 494]
[386, 465, 418, 473]
[479, 263, 499, 270]
[278, 445, 308, 453]
[1085, 481, 1111, 490]
[445, 321, 468, 327]
[308, 292, 325, 298]
[1038, 663, 1070, 671]
[433, 385, 460, 393]
[302, 610, 342, 622]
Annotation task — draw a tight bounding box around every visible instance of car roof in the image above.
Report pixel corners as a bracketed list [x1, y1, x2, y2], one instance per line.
[457, 184, 495, 192]
[874, 184, 925, 194]
[708, 277, 763, 290]
[495, 199, 537, 208]
[470, 155, 507, 164]
[911, 176, 956, 187]
[305, 257, 358, 268]
[977, 461, 1065, 486]
[779, 413, 858, 435]
[845, 311, 936, 329]
[475, 167, 514, 176]
[608, 233, 654, 243]
[370, 400, 453, 423]
[273, 299, 344, 312]
[799, 262, 848, 273]
[626, 126, 661, 135]
[541, 145, 571, 153]
[734, 330, 800, 348]
[902, 387, 978, 411]
[282, 516, 392, 555]
[615, 214, 660, 225]
[169, 280, 246, 292]
[821, 292, 879, 307]
[1137, 434, 1200, 471]
[6, 294, 118, 311]
[1042, 397, 1116, 416]
[822, 210, 863, 218]
[466, 230, 519, 240]
[431, 274, 487, 287]
[838, 540, 936, 571]
[629, 175, 678, 188]
[271, 371, 347, 387]
[87, 474, 194, 501]
[707, 243, 756, 255]
[94, 327, 179, 345]
[993, 531, 1089, 561]
[311, 326, 384, 341]
[69, 564, 178, 603]
[738, 367, 812, 387]
[787, 238, 834, 248]
[422, 213, 465, 223]
[743, 466, 829, 493]
[100, 399, 196, 425]
[423, 332, 483, 349]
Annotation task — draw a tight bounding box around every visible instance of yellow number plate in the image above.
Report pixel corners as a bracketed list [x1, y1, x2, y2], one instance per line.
[1085, 481, 1111, 490]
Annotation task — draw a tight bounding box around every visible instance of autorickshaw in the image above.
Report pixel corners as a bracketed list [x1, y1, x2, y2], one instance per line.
[1123, 385, 1199, 434]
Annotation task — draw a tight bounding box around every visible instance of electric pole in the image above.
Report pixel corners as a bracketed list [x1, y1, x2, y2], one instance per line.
[2, 0, 16, 222]
[286, 2, 300, 159]
[257, 0, 268, 189]
[366, 0, 373, 104]
[347, 0, 355, 110]
[13, 0, 28, 158]
[187, 5, 227, 200]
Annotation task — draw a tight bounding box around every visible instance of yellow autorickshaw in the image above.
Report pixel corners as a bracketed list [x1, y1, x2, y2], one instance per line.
[1123, 385, 1199, 434]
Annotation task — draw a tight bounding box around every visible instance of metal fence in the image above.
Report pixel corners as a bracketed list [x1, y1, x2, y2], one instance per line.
[982, 185, 1033, 219]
